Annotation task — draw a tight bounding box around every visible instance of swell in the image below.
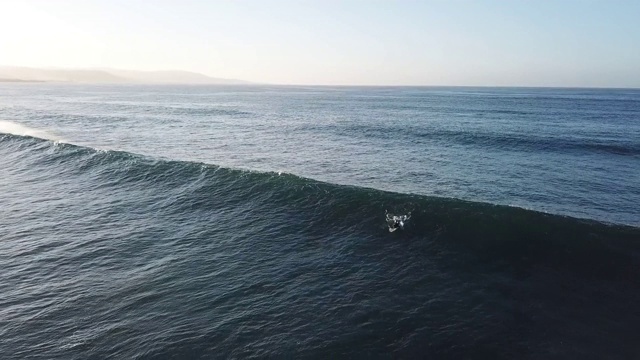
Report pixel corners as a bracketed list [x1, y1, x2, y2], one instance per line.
[416, 129, 640, 156]
[2, 133, 639, 279]
[328, 123, 640, 156]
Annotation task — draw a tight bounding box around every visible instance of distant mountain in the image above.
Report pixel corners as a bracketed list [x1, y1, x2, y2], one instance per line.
[0, 78, 42, 82]
[0, 67, 126, 83]
[102, 69, 249, 85]
[0, 66, 250, 84]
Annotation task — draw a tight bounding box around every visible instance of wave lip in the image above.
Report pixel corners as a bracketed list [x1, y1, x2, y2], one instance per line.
[0, 120, 63, 142]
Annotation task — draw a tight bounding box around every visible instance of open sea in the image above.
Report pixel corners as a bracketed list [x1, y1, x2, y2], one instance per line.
[1, 84, 639, 359]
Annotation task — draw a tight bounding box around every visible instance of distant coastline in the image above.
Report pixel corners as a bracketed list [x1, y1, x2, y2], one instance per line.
[0, 78, 43, 83]
[0, 66, 250, 85]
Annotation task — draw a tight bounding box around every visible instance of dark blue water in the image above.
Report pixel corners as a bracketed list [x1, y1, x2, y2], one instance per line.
[1, 84, 639, 359]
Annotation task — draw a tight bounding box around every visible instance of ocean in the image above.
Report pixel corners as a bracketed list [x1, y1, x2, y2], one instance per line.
[1, 84, 639, 359]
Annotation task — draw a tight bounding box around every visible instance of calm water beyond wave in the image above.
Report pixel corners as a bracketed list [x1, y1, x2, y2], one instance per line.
[1, 84, 639, 359]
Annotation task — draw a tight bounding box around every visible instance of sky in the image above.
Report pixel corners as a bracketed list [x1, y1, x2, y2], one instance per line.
[0, 0, 639, 87]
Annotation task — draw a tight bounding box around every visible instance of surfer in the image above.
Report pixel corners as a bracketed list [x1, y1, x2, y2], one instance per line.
[386, 211, 410, 232]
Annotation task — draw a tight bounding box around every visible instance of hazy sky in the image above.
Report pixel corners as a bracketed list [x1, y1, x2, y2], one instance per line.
[1, 0, 639, 86]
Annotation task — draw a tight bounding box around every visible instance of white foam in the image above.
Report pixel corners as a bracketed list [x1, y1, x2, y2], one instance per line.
[0, 120, 63, 142]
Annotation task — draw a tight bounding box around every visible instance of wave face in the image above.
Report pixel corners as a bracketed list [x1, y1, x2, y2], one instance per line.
[1, 134, 640, 359]
[1, 85, 639, 226]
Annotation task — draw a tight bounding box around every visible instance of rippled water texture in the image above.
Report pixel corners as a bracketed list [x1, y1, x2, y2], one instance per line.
[1, 85, 639, 359]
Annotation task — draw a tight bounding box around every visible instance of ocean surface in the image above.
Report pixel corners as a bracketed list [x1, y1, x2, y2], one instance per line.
[1, 84, 639, 359]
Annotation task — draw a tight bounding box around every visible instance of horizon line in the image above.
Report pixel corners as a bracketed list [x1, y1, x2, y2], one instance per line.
[2, 80, 638, 90]
[1, 65, 639, 89]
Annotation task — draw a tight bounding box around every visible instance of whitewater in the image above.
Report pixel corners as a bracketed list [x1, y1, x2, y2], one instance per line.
[1, 84, 639, 359]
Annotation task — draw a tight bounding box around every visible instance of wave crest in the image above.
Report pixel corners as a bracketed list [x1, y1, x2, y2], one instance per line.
[0, 120, 64, 142]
